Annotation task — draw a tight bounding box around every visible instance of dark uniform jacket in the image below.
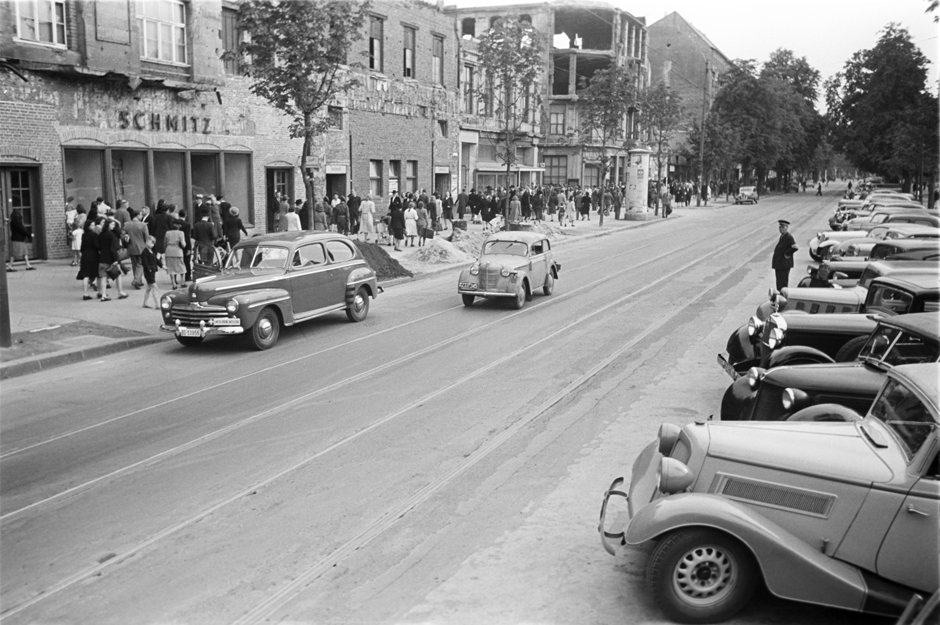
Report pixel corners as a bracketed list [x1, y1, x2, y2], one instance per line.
[772, 232, 797, 269]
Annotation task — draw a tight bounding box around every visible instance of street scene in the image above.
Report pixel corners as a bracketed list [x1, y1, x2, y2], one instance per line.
[1, 0, 939, 624]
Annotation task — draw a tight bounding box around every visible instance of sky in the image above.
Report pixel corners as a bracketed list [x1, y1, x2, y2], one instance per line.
[451, 0, 940, 110]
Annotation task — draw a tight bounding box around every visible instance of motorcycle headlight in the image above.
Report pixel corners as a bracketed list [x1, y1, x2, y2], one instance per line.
[746, 316, 764, 338]
[501, 267, 511, 278]
[470, 265, 480, 276]
[658, 457, 695, 494]
[226, 299, 238, 314]
[160, 295, 173, 310]
[767, 327, 785, 349]
[747, 366, 765, 390]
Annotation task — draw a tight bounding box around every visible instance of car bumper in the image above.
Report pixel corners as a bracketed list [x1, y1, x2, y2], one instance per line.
[457, 287, 515, 298]
[160, 324, 245, 337]
[717, 353, 741, 379]
[598, 476, 628, 556]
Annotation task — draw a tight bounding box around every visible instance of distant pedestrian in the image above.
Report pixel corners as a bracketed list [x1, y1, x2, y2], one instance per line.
[509, 194, 521, 223]
[77, 219, 100, 299]
[285, 205, 302, 232]
[389, 201, 406, 251]
[359, 195, 376, 242]
[416, 202, 430, 247]
[816, 182, 822, 196]
[772, 219, 798, 291]
[223, 207, 248, 249]
[332, 199, 349, 235]
[125, 209, 149, 289]
[404, 202, 418, 247]
[141, 236, 160, 309]
[313, 201, 329, 231]
[163, 219, 187, 289]
[8, 209, 34, 270]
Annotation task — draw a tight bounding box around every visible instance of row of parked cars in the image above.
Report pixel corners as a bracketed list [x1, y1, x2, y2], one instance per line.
[598, 191, 939, 623]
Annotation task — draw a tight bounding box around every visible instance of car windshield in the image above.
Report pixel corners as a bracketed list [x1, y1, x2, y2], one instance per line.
[870, 378, 938, 459]
[859, 326, 940, 366]
[483, 240, 528, 256]
[866, 284, 914, 315]
[869, 245, 899, 261]
[858, 266, 887, 289]
[226, 244, 289, 270]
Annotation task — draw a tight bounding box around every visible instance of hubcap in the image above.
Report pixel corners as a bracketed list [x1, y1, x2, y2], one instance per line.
[673, 546, 734, 605]
[354, 294, 365, 312]
[257, 317, 273, 340]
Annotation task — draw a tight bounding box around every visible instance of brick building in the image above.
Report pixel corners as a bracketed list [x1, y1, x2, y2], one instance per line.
[646, 11, 731, 182]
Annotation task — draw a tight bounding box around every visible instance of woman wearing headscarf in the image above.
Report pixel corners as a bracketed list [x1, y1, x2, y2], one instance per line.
[404, 201, 418, 247]
[389, 201, 406, 252]
[313, 201, 329, 231]
[76, 218, 100, 299]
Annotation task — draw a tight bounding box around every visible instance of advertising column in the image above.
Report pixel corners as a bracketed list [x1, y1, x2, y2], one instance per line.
[624, 148, 651, 220]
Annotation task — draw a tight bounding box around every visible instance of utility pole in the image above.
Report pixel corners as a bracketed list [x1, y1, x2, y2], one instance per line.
[0, 205, 10, 348]
[697, 59, 709, 207]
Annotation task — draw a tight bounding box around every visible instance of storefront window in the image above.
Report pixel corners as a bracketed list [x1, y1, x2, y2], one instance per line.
[223, 153, 252, 223]
[153, 151, 184, 208]
[111, 150, 148, 211]
[191, 153, 219, 199]
[64, 149, 105, 213]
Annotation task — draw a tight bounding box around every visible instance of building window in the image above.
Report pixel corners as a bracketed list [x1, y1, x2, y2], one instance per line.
[545, 156, 567, 185]
[463, 65, 474, 113]
[15, 0, 66, 47]
[369, 16, 383, 72]
[484, 72, 494, 116]
[389, 160, 401, 194]
[461, 18, 475, 38]
[403, 26, 415, 78]
[438, 120, 448, 137]
[137, 0, 187, 64]
[432, 36, 444, 85]
[549, 111, 565, 135]
[221, 7, 240, 75]
[369, 160, 383, 197]
[406, 160, 417, 193]
[327, 106, 343, 130]
[583, 164, 600, 188]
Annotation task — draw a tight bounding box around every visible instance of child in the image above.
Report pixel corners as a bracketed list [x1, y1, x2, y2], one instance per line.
[141, 235, 160, 308]
[557, 198, 566, 227]
[566, 195, 577, 227]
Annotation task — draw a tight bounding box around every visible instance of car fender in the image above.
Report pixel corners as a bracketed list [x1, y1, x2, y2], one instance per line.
[230, 288, 293, 326]
[346, 267, 378, 299]
[767, 345, 836, 369]
[756, 300, 777, 321]
[725, 326, 757, 370]
[720, 376, 757, 421]
[626, 493, 867, 612]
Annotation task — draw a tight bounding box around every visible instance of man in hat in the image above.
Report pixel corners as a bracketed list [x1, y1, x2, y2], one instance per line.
[772, 219, 798, 291]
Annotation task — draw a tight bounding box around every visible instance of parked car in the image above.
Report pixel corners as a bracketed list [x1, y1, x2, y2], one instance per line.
[829, 225, 940, 261]
[720, 313, 939, 422]
[810, 229, 865, 260]
[734, 186, 758, 204]
[457, 231, 560, 309]
[870, 238, 940, 261]
[598, 362, 939, 623]
[844, 210, 939, 232]
[160, 231, 379, 350]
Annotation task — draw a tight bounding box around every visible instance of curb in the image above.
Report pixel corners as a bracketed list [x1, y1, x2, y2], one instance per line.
[0, 335, 168, 381]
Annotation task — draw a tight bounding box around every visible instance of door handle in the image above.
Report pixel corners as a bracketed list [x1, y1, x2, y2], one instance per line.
[907, 504, 929, 517]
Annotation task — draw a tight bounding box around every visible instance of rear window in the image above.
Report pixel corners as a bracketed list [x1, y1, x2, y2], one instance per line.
[326, 240, 356, 263]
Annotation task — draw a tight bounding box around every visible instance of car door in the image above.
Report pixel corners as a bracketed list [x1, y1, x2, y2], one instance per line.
[192, 240, 224, 279]
[528, 238, 548, 288]
[289, 243, 330, 315]
[876, 467, 940, 593]
[323, 239, 357, 305]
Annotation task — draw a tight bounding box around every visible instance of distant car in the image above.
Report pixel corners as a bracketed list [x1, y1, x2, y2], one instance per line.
[598, 362, 940, 623]
[734, 186, 758, 204]
[457, 231, 560, 309]
[869, 238, 940, 261]
[832, 225, 940, 260]
[160, 231, 379, 349]
[720, 313, 940, 422]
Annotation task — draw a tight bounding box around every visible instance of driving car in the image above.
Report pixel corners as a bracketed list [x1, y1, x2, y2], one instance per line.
[457, 231, 560, 309]
[734, 186, 758, 205]
[160, 231, 379, 350]
[720, 313, 939, 422]
[598, 362, 939, 623]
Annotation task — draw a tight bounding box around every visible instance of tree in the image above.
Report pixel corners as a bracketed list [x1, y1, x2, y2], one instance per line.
[236, 0, 367, 212]
[684, 110, 741, 197]
[638, 81, 683, 190]
[577, 65, 637, 187]
[476, 17, 544, 218]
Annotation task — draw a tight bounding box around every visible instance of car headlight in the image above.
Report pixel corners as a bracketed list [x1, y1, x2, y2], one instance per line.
[160, 295, 173, 310]
[658, 457, 695, 494]
[806, 266, 814, 275]
[767, 327, 785, 349]
[746, 366, 765, 390]
[658, 423, 681, 455]
[782, 388, 810, 411]
[500, 267, 511, 278]
[746, 316, 764, 338]
[226, 299, 238, 314]
[768, 288, 777, 301]
[470, 265, 479, 276]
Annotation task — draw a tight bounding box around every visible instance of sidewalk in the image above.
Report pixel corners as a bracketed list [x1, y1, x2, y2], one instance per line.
[0, 205, 715, 379]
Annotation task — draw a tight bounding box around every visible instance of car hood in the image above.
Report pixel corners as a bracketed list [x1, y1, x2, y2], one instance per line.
[778, 311, 877, 334]
[763, 361, 886, 394]
[782, 286, 865, 307]
[706, 421, 894, 484]
[191, 268, 287, 297]
[478, 254, 530, 271]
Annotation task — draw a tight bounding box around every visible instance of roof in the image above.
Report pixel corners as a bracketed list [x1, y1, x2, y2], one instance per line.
[890, 363, 939, 414]
[647, 11, 732, 65]
[878, 312, 940, 340]
[240, 231, 343, 244]
[486, 230, 548, 243]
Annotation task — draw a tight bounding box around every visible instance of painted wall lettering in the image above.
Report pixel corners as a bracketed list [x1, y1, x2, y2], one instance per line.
[117, 112, 213, 134]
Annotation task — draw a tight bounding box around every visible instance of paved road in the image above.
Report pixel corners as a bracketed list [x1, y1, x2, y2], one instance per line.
[0, 189, 889, 624]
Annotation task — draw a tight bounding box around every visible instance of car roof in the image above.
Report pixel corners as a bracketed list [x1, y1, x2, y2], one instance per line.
[878, 312, 940, 339]
[240, 232, 347, 245]
[889, 363, 939, 414]
[485, 231, 547, 244]
[873, 238, 940, 251]
[871, 271, 940, 292]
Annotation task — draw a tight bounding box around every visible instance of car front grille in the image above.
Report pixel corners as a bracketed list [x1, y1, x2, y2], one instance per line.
[484, 266, 501, 290]
[171, 303, 229, 324]
[752, 382, 784, 421]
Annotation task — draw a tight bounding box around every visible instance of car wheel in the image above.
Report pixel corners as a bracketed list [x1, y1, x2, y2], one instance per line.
[542, 272, 554, 296]
[176, 335, 203, 347]
[346, 286, 370, 322]
[248, 307, 280, 350]
[511, 282, 526, 309]
[835, 335, 868, 362]
[648, 528, 758, 624]
[461, 293, 475, 307]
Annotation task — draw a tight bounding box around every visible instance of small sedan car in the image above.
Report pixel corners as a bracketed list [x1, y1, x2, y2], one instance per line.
[457, 231, 560, 309]
[734, 186, 758, 204]
[598, 362, 939, 623]
[161, 232, 378, 350]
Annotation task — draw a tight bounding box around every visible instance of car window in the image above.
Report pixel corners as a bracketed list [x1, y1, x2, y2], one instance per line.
[293, 243, 326, 268]
[883, 331, 940, 366]
[227, 245, 288, 270]
[870, 245, 898, 260]
[483, 240, 528, 256]
[531, 242, 544, 255]
[326, 240, 355, 263]
[866, 284, 914, 315]
[860, 326, 901, 361]
[870, 378, 938, 460]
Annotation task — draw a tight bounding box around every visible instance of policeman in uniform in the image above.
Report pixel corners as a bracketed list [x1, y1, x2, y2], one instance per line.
[772, 219, 798, 291]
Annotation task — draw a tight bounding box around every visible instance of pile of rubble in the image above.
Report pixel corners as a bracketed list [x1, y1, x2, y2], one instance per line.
[354, 240, 413, 281]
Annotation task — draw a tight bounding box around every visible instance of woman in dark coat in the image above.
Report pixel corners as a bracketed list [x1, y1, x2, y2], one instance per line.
[389, 202, 406, 252]
[8, 209, 34, 270]
[77, 218, 100, 299]
[580, 192, 592, 221]
[223, 207, 249, 248]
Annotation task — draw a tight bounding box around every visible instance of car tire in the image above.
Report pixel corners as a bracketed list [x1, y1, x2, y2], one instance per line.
[346, 286, 370, 322]
[835, 335, 868, 362]
[647, 528, 758, 624]
[461, 293, 475, 307]
[248, 307, 280, 350]
[176, 335, 203, 347]
[511, 282, 526, 310]
[542, 272, 554, 296]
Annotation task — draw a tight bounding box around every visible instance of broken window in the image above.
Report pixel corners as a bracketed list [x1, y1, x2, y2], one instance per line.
[552, 54, 570, 96]
[461, 17, 475, 38]
[575, 56, 611, 92]
[403, 26, 415, 78]
[553, 8, 613, 51]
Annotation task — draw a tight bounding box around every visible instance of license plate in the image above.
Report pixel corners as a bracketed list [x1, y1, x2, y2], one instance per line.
[211, 318, 241, 326]
[716, 353, 739, 380]
[178, 327, 203, 338]
[459, 282, 476, 290]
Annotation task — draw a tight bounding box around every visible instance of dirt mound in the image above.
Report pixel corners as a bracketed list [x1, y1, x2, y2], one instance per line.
[408, 238, 474, 264]
[354, 241, 413, 281]
[448, 228, 486, 259]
